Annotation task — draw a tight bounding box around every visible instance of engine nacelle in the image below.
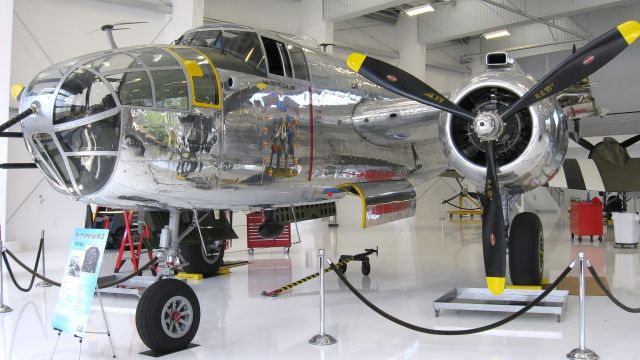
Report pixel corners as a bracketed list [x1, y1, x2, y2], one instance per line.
[439, 68, 568, 195]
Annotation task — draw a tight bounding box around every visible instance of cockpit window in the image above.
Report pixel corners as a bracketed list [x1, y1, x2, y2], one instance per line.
[67, 155, 116, 195]
[170, 47, 219, 107]
[26, 68, 69, 97]
[116, 72, 154, 107]
[288, 46, 309, 81]
[177, 30, 222, 48]
[177, 30, 266, 75]
[262, 37, 293, 77]
[129, 47, 179, 67]
[219, 31, 266, 74]
[56, 115, 120, 152]
[151, 70, 189, 109]
[32, 133, 73, 190]
[89, 53, 142, 72]
[54, 68, 116, 124]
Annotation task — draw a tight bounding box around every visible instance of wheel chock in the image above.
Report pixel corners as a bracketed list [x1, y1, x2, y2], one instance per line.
[176, 272, 203, 280]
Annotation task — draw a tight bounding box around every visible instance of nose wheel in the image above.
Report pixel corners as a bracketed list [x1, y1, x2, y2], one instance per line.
[136, 278, 200, 353]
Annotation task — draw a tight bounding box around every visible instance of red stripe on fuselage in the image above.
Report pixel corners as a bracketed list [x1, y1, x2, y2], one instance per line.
[308, 86, 314, 181]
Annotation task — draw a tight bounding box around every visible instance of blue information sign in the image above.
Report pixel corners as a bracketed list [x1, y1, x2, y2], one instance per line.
[52, 228, 109, 338]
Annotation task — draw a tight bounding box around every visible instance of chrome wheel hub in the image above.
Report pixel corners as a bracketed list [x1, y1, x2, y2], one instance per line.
[161, 295, 193, 338]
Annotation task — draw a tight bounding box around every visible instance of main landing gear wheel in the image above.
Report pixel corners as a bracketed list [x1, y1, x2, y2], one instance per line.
[180, 242, 225, 277]
[508, 212, 544, 286]
[136, 278, 200, 353]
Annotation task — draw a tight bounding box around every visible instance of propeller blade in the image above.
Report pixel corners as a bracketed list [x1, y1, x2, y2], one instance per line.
[113, 21, 148, 26]
[500, 20, 640, 121]
[482, 141, 507, 295]
[621, 133, 640, 148]
[346, 53, 476, 122]
[112, 27, 131, 31]
[569, 133, 596, 151]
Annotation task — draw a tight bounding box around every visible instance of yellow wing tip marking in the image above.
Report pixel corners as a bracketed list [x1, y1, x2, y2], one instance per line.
[11, 84, 24, 100]
[346, 53, 367, 73]
[486, 277, 505, 295]
[618, 20, 640, 45]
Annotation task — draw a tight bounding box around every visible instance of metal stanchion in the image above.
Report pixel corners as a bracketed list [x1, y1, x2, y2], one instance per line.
[309, 249, 336, 346]
[567, 252, 599, 360]
[36, 230, 51, 288]
[0, 226, 13, 313]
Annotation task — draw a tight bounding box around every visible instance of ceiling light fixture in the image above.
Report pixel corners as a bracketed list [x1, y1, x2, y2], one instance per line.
[483, 29, 511, 39]
[405, 4, 435, 16]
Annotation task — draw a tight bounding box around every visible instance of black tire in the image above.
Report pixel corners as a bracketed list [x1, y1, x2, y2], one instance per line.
[361, 260, 371, 276]
[508, 212, 543, 286]
[180, 242, 225, 277]
[337, 262, 347, 274]
[136, 279, 200, 353]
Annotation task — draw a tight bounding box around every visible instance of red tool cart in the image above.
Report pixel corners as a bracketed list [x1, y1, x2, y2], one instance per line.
[246, 211, 291, 254]
[570, 197, 603, 242]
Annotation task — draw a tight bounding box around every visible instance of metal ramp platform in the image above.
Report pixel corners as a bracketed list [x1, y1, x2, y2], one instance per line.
[433, 288, 570, 322]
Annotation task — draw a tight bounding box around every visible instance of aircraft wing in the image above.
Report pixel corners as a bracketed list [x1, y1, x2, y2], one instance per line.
[547, 158, 640, 192]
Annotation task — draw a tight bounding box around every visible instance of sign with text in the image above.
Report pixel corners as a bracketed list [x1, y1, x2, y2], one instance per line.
[52, 228, 108, 338]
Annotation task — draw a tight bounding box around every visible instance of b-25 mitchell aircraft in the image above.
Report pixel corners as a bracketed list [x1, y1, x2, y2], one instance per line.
[6, 19, 640, 353]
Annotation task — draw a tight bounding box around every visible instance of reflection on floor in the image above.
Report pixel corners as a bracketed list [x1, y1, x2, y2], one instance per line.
[2, 190, 640, 359]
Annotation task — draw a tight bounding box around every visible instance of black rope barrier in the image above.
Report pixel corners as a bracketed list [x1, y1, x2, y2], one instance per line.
[328, 260, 575, 335]
[2, 247, 158, 289]
[3, 237, 44, 292]
[588, 263, 640, 313]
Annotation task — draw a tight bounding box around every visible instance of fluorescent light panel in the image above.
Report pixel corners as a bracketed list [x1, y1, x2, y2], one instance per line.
[483, 29, 510, 39]
[406, 4, 434, 16]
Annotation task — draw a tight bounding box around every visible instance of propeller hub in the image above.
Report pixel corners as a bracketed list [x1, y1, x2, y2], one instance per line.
[473, 112, 504, 141]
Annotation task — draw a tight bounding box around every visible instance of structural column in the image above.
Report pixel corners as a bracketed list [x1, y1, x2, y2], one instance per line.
[299, 0, 335, 53]
[0, 0, 14, 243]
[168, 0, 204, 42]
[396, 13, 426, 80]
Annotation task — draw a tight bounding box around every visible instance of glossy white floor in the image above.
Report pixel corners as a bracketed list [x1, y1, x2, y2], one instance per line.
[2, 181, 640, 360]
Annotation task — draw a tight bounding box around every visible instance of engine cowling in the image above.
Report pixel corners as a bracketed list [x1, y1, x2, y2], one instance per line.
[439, 69, 568, 194]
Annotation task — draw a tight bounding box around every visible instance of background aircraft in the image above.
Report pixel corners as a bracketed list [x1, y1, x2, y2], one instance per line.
[3, 19, 639, 353]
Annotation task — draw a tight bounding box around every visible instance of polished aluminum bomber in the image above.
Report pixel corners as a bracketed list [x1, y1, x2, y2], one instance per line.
[440, 66, 568, 194]
[19, 25, 447, 211]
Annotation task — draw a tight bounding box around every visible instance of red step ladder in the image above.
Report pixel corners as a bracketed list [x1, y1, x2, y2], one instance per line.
[110, 210, 155, 273]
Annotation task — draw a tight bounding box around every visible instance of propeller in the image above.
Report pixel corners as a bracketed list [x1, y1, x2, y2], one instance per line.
[620, 133, 640, 148]
[499, 21, 640, 120]
[346, 20, 640, 295]
[346, 54, 476, 121]
[86, 21, 148, 35]
[569, 133, 595, 151]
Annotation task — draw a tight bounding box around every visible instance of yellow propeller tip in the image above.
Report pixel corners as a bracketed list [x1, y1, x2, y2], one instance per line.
[486, 277, 506, 295]
[346, 53, 366, 73]
[618, 20, 640, 45]
[11, 84, 25, 100]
